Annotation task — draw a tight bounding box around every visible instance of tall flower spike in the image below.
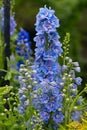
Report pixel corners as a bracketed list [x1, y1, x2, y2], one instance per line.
[61, 57, 83, 123]
[16, 28, 31, 70]
[33, 6, 64, 129]
[16, 28, 31, 58]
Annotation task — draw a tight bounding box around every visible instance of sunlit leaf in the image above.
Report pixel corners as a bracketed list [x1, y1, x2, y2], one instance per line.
[0, 86, 13, 95]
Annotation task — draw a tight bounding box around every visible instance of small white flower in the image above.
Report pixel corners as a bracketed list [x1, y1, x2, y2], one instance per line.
[19, 68, 23, 72]
[65, 57, 70, 61]
[69, 84, 73, 87]
[0, 113, 5, 116]
[32, 70, 37, 73]
[18, 76, 23, 81]
[19, 89, 23, 94]
[69, 59, 72, 63]
[62, 76, 66, 80]
[27, 85, 32, 89]
[27, 75, 31, 78]
[66, 98, 69, 101]
[60, 82, 64, 86]
[25, 72, 29, 76]
[33, 81, 38, 84]
[68, 74, 71, 78]
[58, 108, 62, 111]
[74, 106, 78, 110]
[75, 67, 80, 72]
[24, 68, 28, 72]
[63, 89, 66, 92]
[24, 100, 29, 106]
[20, 64, 25, 68]
[50, 81, 57, 86]
[22, 87, 27, 91]
[33, 94, 37, 98]
[62, 93, 65, 97]
[72, 89, 77, 92]
[22, 79, 26, 82]
[73, 62, 79, 67]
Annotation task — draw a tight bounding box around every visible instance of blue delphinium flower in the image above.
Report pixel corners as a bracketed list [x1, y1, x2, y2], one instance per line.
[16, 28, 31, 59]
[40, 110, 50, 121]
[75, 77, 82, 85]
[53, 111, 64, 123]
[71, 111, 82, 121]
[32, 6, 64, 128]
[14, 29, 31, 111]
[16, 28, 31, 70]
[0, 7, 16, 36]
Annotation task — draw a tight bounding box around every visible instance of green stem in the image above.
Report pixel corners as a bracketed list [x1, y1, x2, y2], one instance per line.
[0, 69, 7, 72]
[48, 113, 53, 130]
[0, 30, 4, 69]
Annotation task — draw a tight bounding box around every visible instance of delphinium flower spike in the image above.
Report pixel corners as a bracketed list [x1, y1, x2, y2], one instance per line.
[61, 56, 83, 125]
[18, 61, 34, 114]
[16, 28, 31, 58]
[32, 6, 64, 129]
[16, 28, 31, 70]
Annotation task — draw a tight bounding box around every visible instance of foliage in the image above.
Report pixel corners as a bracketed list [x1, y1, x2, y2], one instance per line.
[0, 86, 12, 95]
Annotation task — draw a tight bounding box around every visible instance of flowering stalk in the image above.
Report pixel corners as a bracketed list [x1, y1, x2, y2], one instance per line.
[62, 33, 70, 65]
[18, 60, 43, 130]
[15, 28, 31, 70]
[61, 55, 86, 128]
[33, 6, 64, 129]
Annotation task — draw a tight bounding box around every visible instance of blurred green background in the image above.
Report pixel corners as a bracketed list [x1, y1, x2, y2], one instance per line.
[14, 0, 87, 87]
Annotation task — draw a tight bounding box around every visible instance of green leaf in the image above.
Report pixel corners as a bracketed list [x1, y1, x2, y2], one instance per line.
[10, 69, 20, 75]
[6, 57, 11, 71]
[0, 86, 13, 95]
[58, 124, 66, 130]
[5, 72, 12, 80]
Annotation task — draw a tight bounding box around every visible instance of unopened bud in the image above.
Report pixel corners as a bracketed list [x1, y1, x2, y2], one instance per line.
[66, 98, 69, 101]
[74, 106, 78, 110]
[63, 89, 66, 92]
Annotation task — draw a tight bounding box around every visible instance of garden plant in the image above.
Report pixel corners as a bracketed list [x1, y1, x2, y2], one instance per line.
[0, 1, 87, 130]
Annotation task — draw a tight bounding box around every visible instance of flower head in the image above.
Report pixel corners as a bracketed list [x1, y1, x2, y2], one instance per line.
[16, 28, 31, 59]
[35, 6, 59, 33]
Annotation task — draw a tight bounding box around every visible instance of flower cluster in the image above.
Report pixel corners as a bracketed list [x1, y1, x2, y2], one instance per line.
[61, 56, 83, 122]
[16, 28, 31, 58]
[16, 28, 31, 70]
[32, 6, 64, 128]
[18, 62, 32, 114]
[0, 7, 16, 36]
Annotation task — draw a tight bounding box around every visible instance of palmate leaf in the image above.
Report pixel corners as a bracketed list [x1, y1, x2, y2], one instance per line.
[0, 86, 13, 96]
